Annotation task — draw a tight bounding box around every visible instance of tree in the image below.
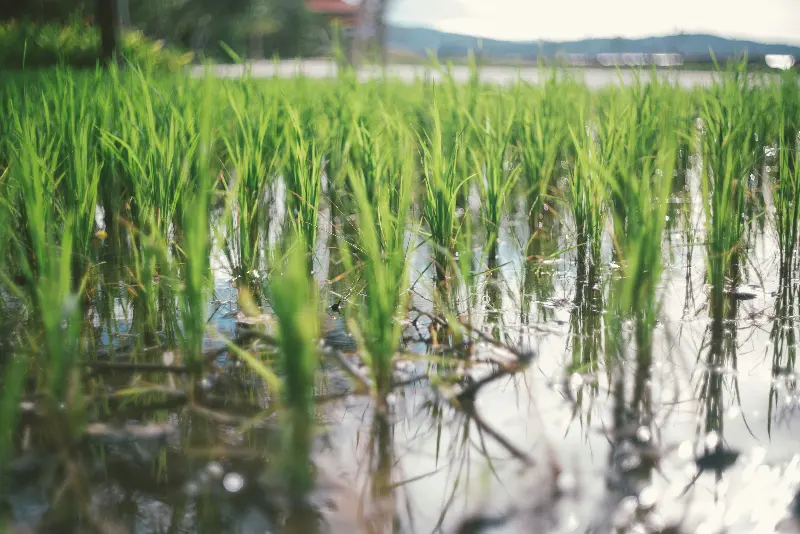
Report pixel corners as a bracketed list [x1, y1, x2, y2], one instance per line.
[96, 0, 118, 65]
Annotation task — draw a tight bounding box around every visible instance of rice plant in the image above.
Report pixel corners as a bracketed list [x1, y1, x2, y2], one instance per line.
[420, 103, 468, 287]
[775, 72, 800, 270]
[514, 78, 567, 220]
[220, 84, 282, 288]
[342, 135, 414, 404]
[700, 59, 756, 302]
[270, 236, 320, 500]
[469, 95, 520, 256]
[284, 105, 323, 261]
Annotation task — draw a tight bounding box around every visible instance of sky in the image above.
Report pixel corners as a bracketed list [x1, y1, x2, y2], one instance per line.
[387, 0, 800, 45]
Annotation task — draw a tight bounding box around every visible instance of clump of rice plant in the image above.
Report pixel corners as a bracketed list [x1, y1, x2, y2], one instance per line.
[469, 95, 520, 257]
[178, 80, 215, 371]
[700, 59, 756, 303]
[514, 79, 567, 219]
[342, 136, 414, 405]
[420, 103, 468, 287]
[7, 115, 84, 418]
[270, 235, 320, 501]
[101, 68, 198, 235]
[284, 105, 323, 261]
[775, 72, 800, 271]
[220, 84, 282, 288]
[569, 117, 607, 271]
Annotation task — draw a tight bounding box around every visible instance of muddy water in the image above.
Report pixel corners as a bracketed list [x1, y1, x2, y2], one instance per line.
[7, 166, 800, 534]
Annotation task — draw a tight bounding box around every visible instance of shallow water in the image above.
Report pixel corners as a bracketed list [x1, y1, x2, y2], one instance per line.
[197, 60, 729, 88]
[6, 165, 800, 534]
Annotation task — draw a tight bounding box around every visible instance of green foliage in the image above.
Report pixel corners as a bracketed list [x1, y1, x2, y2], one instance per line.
[0, 21, 192, 70]
[270, 237, 319, 497]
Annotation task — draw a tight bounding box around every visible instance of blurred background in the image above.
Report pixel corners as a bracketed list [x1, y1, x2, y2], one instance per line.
[0, 0, 797, 70]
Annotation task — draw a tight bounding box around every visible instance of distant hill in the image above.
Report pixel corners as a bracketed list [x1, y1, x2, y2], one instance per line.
[387, 25, 800, 60]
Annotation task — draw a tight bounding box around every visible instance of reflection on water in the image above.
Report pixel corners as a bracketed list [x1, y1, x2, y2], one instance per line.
[7, 170, 800, 534]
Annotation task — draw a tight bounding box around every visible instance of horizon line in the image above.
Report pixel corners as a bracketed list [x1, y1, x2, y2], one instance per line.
[388, 21, 800, 48]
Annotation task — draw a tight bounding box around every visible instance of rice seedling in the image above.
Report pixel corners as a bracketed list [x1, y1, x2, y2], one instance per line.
[568, 115, 607, 271]
[342, 134, 414, 404]
[2, 58, 800, 533]
[101, 68, 198, 235]
[469, 94, 521, 257]
[284, 105, 323, 261]
[514, 77, 568, 220]
[775, 72, 800, 271]
[219, 83, 282, 288]
[420, 103, 468, 287]
[178, 79, 215, 371]
[270, 236, 319, 500]
[699, 59, 756, 302]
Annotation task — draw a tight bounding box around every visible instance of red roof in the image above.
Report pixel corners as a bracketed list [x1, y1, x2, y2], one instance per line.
[307, 0, 360, 15]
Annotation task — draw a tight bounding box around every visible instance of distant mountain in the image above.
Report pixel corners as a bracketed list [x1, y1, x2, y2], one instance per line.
[387, 25, 800, 59]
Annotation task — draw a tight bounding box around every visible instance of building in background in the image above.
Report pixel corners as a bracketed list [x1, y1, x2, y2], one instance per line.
[306, 0, 360, 29]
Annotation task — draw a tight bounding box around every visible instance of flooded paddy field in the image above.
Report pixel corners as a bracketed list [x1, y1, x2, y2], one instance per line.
[0, 64, 799, 534]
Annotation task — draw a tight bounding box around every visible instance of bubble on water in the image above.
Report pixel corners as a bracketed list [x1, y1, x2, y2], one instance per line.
[184, 481, 199, 496]
[636, 426, 652, 443]
[612, 496, 639, 528]
[569, 373, 583, 390]
[558, 472, 577, 493]
[638, 486, 658, 509]
[223, 472, 244, 493]
[621, 455, 642, 471]
[206, 462, 224, 479]
[645, 512, 666, 531]
[665, 215, 670, 222]
[766, 166, 772, 173]
[561, 513, 580, 532]
[726, 405, 742, 420]
[705, 431, 720, 449]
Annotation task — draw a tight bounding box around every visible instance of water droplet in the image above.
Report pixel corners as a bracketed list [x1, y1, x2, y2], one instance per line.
[612, 496, 638, 528]
[705, 431, 720, 449]
[621, 455, 642, 471]
[558, 472, 577, 493]
[223, 472, 244, 493]
[569, 373, 583, 389]
[206, 462, 224, 479]
[184, 481, 199, 496]
[638, 485, 658, 508]
[678, 441, 693, 460]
